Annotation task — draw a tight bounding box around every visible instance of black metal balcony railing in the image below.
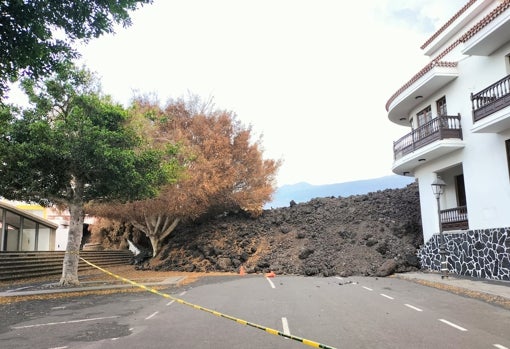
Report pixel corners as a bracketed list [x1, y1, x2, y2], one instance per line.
[393, 114, 463, 160]
[441, 206, 468, 231]
[471, 74, 510, 122]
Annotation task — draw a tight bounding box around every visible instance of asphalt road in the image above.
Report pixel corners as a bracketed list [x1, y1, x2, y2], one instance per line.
[1, 275, 509, 349]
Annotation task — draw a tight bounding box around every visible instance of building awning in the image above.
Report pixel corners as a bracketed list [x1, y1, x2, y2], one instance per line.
[0, 200, 58, 229]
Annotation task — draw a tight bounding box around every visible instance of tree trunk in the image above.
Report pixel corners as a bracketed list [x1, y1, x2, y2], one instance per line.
[149, 235, 160, 258]
[59, 201, 84, 286]
[132, 216, 180, 259]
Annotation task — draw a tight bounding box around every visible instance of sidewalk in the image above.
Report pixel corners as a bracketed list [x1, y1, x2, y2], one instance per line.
[393, 271, 510, 310]
[0, 276, 185, 298]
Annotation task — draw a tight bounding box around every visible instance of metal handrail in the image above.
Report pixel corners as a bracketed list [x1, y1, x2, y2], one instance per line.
[393, 114, 462, 159]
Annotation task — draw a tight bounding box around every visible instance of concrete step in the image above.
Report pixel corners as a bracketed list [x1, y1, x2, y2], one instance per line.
[0, 250, 134, 281]
[0, 253, 132, 265]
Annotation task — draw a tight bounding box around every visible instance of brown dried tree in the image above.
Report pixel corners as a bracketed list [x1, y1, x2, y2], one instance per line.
[89, 96, 280, 257]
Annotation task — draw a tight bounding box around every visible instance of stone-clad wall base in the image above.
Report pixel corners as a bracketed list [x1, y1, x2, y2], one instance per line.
[419, 227, 510, 281]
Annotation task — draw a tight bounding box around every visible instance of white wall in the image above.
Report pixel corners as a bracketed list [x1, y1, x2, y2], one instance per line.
[415, 150, 464, 242]
[409, 37, 510, 242]
[463, 133, 510, 229]
[55, 225, 69, 251]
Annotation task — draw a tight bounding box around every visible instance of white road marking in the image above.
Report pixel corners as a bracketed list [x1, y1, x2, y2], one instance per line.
[282, 317, 290, 335]
[404, 304, 423, 312]
[335, 276, 344, 280]
[48, 346, 68, 349]
[51, 306, 66, 310]
[13, 316, 120, 329]
[439, 319, 468, 331]
[265, 277, 276, 289]
[493, 344, 508, 349]
[167, 291, 186, 306]
[145, 311, 159, 320]
[362, 286, 373, 291]
[380, 293, 394, 300]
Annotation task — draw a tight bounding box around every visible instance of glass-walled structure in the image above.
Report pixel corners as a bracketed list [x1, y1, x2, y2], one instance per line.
[0, 201, 58, 251]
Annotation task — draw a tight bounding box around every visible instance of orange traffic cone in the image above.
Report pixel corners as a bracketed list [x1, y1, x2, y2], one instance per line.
[239, 266, 246, 276]
[265, 271, 276, 278]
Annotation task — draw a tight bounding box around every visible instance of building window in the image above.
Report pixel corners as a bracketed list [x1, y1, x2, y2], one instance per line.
[417, 105, 432, 126]
[436, 96, 447, 116]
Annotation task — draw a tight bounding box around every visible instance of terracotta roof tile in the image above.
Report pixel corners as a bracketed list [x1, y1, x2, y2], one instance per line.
[459, 0, 510, 42]
[386, 0, 510, 112]
[421, 0, 477, 50]
[385, 60, 458, 112]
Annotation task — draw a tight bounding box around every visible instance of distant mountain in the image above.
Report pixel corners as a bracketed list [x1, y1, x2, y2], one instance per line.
[265, 175, 415, 208]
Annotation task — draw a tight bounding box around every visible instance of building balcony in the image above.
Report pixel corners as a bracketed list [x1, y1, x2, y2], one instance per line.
[471, 73, 510, 133]
[441, 206, 468, 231]
[392, 115, 464, 175]
[387, 63, 459, 126]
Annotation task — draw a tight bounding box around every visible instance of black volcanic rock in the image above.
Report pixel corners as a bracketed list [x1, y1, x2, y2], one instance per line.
[156, 182, 422, 277]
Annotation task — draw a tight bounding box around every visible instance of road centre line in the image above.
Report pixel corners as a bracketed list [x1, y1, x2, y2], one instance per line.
[145, 311, 159, 320]
[13, 316, 120, 329]
[404, 304, 423, 312]
[439, 319, 468, 331]
[265, 277, 276, 289]
[494, 344, 509, 349]
[335, 277, 344, 280]
[380, 293, 394, 300]
[282, 317, 290, 335]
[362, 286, 373, 291]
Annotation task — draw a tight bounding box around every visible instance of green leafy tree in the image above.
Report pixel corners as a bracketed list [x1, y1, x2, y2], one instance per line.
[0, 65, 180, 285]
[0, 0, 152, 100]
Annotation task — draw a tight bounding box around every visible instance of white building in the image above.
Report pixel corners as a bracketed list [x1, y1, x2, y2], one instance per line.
[0, 200, 95, 251]
[0, 200, 58, 251]
[386, 0, 510, 280]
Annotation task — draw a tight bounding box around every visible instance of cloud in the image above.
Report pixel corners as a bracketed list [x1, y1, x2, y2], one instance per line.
[375, 0, 466, 35]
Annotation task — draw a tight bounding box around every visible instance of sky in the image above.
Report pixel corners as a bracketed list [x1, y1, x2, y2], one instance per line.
[71, 0, 466, 187]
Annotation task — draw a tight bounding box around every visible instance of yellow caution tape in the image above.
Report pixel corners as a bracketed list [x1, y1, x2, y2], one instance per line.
[79, 257, 337, 349]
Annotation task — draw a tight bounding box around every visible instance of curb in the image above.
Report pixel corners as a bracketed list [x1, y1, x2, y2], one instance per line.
[0, 276, 186, 298]
[392, 274, 510, 310]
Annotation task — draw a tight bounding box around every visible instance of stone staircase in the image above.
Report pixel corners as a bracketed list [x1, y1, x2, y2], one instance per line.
[0, 250, 133, 281]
